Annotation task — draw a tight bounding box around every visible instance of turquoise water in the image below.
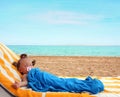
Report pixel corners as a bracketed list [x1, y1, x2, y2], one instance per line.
[8, 45, 120, 56]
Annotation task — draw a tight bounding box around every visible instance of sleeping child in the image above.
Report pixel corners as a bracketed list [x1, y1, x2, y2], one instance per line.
[12, 54, 104, 94]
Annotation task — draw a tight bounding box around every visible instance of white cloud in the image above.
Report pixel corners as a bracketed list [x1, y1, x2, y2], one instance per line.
[24, 11, 104, 25]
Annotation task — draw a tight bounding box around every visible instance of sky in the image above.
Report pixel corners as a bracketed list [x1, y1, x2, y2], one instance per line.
[0, 0, 120, 45]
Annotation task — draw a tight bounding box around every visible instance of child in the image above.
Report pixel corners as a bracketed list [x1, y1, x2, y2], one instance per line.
[12, 54, 104, 94]
[12, 54, 35, 89]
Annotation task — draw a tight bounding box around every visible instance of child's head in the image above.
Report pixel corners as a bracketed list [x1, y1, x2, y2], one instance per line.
[13, 54, 36, 74]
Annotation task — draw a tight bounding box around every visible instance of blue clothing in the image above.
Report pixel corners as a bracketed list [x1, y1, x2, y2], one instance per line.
[27, 68, 104, 94]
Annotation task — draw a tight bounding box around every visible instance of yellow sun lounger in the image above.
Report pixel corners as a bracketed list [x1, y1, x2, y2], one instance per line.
[0, 43, 120, 97]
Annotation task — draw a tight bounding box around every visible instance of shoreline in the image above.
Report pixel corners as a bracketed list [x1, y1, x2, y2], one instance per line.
[29, 56, 120, 77]
[29, 55, 120, 58]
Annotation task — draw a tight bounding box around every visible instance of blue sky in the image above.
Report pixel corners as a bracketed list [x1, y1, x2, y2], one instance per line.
[0, 0, 120, 45]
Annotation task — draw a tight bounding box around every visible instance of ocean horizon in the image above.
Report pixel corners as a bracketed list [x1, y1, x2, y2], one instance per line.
[7, 45, 120, 57]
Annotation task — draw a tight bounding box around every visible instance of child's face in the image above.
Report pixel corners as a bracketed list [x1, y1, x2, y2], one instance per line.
[18, 58, 32, 74]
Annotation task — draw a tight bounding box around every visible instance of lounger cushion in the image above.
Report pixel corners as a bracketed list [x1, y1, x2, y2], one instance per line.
[0, 43, 120, 97]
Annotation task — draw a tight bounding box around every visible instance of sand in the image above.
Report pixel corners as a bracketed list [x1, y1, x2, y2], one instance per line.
[30, 56, 120, 77]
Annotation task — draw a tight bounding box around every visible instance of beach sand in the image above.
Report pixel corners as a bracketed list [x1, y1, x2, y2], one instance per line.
[30, 56, 120, 77]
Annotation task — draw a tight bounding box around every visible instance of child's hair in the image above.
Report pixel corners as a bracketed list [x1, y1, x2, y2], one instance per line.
[12, 54, 36, 70]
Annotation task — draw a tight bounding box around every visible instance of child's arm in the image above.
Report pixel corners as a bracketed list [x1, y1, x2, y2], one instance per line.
[12, 74, 28, 89]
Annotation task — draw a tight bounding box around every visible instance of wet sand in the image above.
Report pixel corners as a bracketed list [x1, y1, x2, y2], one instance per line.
[30, 56, 120, 77]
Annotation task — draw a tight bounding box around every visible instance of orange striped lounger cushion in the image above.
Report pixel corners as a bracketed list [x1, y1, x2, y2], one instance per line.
[0, 43, 120, 97]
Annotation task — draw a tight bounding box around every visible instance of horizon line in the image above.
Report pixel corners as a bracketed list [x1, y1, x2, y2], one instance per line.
[7, 44, 120, 46]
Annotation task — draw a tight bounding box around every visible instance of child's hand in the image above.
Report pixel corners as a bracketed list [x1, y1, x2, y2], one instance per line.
[12, 81, 20, 89]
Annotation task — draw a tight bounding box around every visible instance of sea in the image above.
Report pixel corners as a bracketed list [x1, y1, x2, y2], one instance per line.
[7, 45, 120, 57]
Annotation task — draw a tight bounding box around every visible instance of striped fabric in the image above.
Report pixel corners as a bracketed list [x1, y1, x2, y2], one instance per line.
[95, 77, 120, 97]
[0, 43, 120, 97]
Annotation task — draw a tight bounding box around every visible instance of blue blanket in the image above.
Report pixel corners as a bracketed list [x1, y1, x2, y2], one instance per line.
[27, 68, 104, 94]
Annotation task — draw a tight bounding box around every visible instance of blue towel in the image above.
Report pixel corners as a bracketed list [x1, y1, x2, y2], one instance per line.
[27, 68, 104, 94]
